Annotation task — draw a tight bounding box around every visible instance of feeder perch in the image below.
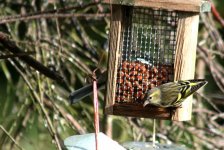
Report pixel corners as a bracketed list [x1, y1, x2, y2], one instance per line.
[104, 0, 210, 121]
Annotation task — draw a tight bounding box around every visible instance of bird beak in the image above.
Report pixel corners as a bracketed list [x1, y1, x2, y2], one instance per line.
[143, 100, 150, 107]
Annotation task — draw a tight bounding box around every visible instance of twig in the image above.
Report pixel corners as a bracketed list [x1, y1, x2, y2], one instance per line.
[193, 108, 216, 115]
[200, 13, 224, 54]
[0, 125, 24, 150]
[211, 3, 224, 27]
[0, 2, 100, 22]
[0, 13, 109, 24]
[43, 99, 86, 134]
[0, 32, 64, 83]
[0, 51, 35, 59]
[65, 114, 86, 134]
[54, 3, 63, 71]
[175, 123, 223, 149]
[196, 92, 221, 113]
[197, 46, 224, 93]
[58, 0, 100, 62]
[9, 60, 63, 150]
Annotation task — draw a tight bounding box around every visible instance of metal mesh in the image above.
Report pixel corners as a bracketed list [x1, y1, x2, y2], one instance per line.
[115, 6, 179, 103]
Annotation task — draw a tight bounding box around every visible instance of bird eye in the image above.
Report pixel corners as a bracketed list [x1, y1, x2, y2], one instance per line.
[149, 97, 152, 99]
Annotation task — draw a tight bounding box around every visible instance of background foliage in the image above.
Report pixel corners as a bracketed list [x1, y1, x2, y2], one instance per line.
[0, 0, 223, 150]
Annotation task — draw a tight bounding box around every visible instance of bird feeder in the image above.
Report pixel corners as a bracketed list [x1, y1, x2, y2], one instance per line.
[104, 0, 210, 121]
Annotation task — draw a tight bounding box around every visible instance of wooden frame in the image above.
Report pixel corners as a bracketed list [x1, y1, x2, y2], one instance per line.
[105, 3, 200, 121]
[103, 0, 201, 12]
[173, 12, 199, 121]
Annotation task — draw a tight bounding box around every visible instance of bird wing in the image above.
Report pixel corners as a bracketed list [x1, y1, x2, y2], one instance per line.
[160, 82, 190, 107]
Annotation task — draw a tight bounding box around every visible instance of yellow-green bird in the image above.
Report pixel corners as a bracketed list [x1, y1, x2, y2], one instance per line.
[143, 79, 208, 107]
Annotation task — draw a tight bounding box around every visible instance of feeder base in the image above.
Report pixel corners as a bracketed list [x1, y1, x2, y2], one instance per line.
[64, 132, 125, 150]
[105, 103, 173, 120]
[123, 141, 186, 150]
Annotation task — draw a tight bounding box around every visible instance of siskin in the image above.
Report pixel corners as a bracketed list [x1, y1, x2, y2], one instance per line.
[143, 79, 208, 107]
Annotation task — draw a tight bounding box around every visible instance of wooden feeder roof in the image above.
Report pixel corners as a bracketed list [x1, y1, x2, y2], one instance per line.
[103, 0, 211, 12]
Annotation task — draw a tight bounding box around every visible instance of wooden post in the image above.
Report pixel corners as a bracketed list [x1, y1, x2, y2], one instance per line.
[105, 5, 122, 114]
[173, 12, 200, 121]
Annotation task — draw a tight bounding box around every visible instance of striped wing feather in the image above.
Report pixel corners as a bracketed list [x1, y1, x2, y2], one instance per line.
[159, 81, 190, 107]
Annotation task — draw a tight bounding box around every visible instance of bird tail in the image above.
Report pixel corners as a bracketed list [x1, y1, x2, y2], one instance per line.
[183, 79, 208, 98]
[69, 81, 105, 104]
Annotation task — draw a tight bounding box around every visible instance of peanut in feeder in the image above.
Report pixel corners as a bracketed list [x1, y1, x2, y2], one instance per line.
[104, 0, 210, 121]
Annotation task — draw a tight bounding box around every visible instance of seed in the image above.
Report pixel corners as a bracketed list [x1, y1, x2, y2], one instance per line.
[125, 81, 132, 88]
[139, 65, 147, 73]
[156, 80, 162, 86]
[129, 75, 135, 82]
[130, 70, 138, 76]
[161, 67, 168, 76]
[129, 62, 135, 70]
[152, 66, 158, 74]
[125, 73, 130, 79]
[150, 83, 156, 89]
[162, 76, 168, 82]
[134, 63, 140, 70]
[121, 85, 128, 91]
[140, 94, 146, 100]
[133, 80, 139, 87]
[117, 71, 124, 78]
[117, 78, 124, 84]
[157, 73, 163, 79]
[143, 72, 149, 79]
[122, 61, 129, 69]
[137, 74, 143, 81]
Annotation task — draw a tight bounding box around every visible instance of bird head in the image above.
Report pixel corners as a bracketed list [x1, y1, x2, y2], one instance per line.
[143, 88, 161, 107]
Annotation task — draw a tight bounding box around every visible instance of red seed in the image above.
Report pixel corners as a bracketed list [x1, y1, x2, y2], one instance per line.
[129, 75, 135, 82]
[117, 71, 125, 78]
[143, 72, 149, 79]
[140, 94, 146, 100]
[125, 81, 132, 88]
[137, 74, 143, 81]
[130, 70, 138, 76]
[161, 68, 168, 76]
[157, 73, 163, 79]
[142, 84, 148, 92]
[129, 87, 134, 93]
[122, 68, 128, 73]
[135, 63, 140, 70]
[156, 80, 162, 86]
[139, 65, 147, 73]
[134, 90, 143, 98]
[121, 85, 128, 91]
[122, 61, 129, 69]
[125, 73, 130, 79]
[129, 62, 135, 70]
[117, 78, 124, 84]
[133, 81, 140, 87]
[152, 67, 158, 74]
[162, 76, 168, 82]
[150, 83, 156, 89]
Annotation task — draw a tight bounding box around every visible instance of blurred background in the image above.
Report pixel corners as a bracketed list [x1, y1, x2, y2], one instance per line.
[0, 0, 223, 150]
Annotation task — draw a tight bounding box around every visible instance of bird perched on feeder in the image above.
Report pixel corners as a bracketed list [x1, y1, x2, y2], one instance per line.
[143, 79, 207, 107]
